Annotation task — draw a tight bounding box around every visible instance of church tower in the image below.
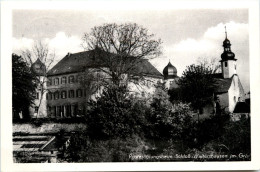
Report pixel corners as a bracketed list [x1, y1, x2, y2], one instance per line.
[221, 27, 237, 78]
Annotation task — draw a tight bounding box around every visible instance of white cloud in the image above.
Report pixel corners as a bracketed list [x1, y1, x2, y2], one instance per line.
[13, 32, 83, 67]
[150, 21, 249, 91]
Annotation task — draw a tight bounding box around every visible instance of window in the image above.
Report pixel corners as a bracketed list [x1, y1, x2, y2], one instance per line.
[84, 89, 87, 97]
[47, 78, 52, 86]
[55, 78, 59, 85]
[76, 89, 82, 97]
[54, 91, 59, 99]
[61, 91, 67, 99]
[61, 77, 67, 84]
[69, 76, 75, 83]
[69, 90, 74, 98]
[77, 75, 83, 83]
[235, 64, 236, 70]
[35, 106, 39, 113]
[234, 96, 236, 103]
[168, 68, 174, 75]
[46, 93, 52, 100]
[225, 62, 228, 67]
[48, 106, 52, 112]
[36, 92, 39, 99]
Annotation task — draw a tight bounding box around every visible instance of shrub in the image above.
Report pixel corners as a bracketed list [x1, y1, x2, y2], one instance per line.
[85, 85, 147, 139]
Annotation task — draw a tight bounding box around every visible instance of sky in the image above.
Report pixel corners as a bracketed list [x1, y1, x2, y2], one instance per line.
[12, 9, 249, 92]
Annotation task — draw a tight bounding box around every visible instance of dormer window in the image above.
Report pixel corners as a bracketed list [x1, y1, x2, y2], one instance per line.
[168, 68, 174, 75]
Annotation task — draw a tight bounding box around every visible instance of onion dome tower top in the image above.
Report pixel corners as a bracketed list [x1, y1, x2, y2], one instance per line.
[31, 58, 46, 76]
[163, 60, 178, 79]
[221, 26, 236, 61]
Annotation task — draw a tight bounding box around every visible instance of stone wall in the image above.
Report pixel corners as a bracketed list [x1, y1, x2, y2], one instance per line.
[13, 123, 87, 134]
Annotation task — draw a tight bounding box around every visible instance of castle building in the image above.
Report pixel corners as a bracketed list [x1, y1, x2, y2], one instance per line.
[32, 49, 163, 118]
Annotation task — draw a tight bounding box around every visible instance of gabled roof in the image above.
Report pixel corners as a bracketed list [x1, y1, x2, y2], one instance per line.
[48, 49, 163, 78]
[233, 102, 250, 113]
[213, 77, 232, 93]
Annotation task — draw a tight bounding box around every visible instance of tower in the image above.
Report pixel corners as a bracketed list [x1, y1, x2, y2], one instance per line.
[30, 58, 47, 118]
[220, 26, 237, 78]
[163, 60, 178, 89]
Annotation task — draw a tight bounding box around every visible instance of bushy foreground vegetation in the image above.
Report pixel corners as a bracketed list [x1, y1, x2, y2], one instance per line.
[61, 84, 250, 162]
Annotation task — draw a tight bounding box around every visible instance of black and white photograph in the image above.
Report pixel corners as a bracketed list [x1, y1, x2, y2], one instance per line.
[1, 0, 260, 171]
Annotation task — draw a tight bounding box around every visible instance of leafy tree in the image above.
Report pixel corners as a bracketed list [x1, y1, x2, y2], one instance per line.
[12, 54, 37, 120]
[85, 85, 146, 139]
[82, 23, 162, 86]
[147, 82, 193, 141]
[220, 115, 251, 155]
[170, 64, 216, 116]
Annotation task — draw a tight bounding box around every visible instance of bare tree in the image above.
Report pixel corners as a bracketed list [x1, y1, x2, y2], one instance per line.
[21, 40, 55, 118]
[196, 57, 221, 73]
[81, 23, 162, 87]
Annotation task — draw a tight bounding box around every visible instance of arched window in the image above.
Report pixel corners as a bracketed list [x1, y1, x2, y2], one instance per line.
[54, 91, 59, 99]
[61, 91, 67, 99]
[225, 62, 228, 67]
[77, 89, 82, 97]
[69, 76, 75, 83]
[69, 90, 75, 98]
[61, 77, 67, 84]
[234, 96, 236, 103]
[55, 78, 59, 85]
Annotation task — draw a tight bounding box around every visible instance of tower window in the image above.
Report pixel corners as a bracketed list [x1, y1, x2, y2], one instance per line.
[35, 106, 39, 113]
[235, 64, 236, 70]
[234, 96, 236, 103]
[225, 62, 228, 67]
[36, 92, 39, 99]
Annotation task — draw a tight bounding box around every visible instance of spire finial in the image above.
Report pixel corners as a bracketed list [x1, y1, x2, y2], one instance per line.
[225, 26, 227, 39]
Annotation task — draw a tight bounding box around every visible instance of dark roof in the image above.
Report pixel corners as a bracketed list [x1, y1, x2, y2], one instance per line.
[31, 58, 46, 76]
[213, 77, 232, 93]
[48, 49, 163, 78]
[163, 62, 178, 79]
[233, 102, 250, 113]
